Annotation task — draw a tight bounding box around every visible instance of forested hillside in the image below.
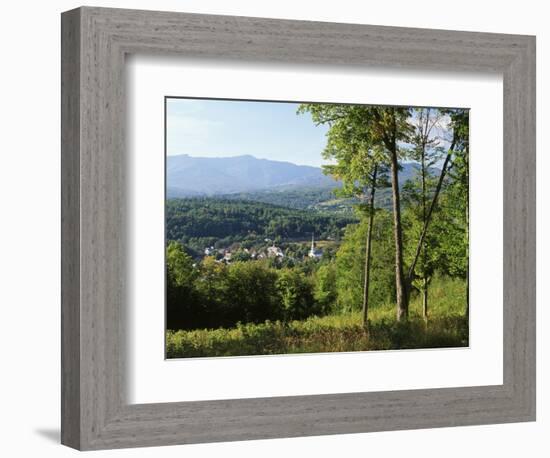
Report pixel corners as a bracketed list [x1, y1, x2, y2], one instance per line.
[166, 197, 356, 255]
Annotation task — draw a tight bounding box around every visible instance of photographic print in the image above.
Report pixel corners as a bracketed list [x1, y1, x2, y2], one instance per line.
[165, 98, 469, 359]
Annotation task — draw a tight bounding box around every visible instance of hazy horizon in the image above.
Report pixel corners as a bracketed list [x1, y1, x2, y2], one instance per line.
[167, 153, 329, 169]
[167, 152, 429, 170]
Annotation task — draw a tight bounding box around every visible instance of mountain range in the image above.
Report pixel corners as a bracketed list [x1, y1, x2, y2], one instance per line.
[167, 154, 437, 198]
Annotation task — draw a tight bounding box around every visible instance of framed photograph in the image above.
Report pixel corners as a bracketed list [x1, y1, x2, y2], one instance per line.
[61, 6, 536, 450]
[163, 97, 470, 359]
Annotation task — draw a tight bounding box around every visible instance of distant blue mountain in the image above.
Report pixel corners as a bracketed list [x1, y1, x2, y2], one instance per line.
[166, 154, 336, 197]
[166, 154, 438, 198]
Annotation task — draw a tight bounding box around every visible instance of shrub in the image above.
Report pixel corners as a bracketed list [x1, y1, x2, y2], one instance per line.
[276, 268, 316, 320]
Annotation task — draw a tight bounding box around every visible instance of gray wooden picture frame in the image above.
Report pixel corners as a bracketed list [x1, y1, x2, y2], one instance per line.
[61, 6, 536, 451]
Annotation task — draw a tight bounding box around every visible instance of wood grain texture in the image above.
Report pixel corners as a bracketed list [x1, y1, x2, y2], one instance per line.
[60, 7, 81, 449]
[61, 6, 536, 450]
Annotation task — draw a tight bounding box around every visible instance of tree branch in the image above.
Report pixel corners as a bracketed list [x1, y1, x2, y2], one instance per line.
[314, 115, 346, 126]
[406, 139, 456, 282]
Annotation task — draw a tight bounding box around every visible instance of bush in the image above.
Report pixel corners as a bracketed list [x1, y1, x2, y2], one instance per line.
[313, 263, 337, 313]
[276, 268, 316, 320]
[224, 261, 281, 323]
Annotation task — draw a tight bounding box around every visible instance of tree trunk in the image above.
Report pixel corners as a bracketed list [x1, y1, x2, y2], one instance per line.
[465, 174, 470, 321]
[388, 124, 408, 321]
[421, 126, 428, 320]
[466, 262, 469, 321]
[362, 166, 378, 330]
[422, 276, 428, 320]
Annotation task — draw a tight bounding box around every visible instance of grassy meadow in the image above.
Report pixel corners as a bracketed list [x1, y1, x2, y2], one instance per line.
[166, 276, 468, 358]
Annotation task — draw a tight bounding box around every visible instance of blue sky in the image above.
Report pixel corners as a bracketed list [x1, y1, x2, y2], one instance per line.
[166, 98, 330, 167]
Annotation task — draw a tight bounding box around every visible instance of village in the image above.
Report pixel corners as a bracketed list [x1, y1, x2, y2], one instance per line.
[203, 235, 324, 265]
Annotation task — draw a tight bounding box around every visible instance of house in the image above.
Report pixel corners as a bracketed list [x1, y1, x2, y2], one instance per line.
[267, 245, 284, 258]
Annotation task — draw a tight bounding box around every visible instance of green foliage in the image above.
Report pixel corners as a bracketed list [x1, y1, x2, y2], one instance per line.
[166, 315, 468, 358]
[166, 197, 356, 254]
[334, 212, 395, 312]
[313, 262, 337, 313]
[276, 268, 316, 320]
[297, 104, 413, 169]
[166, 241, 197, 288]
[167, 243, 324, 330]
[440, 108, 469, 279]
[224, 261, 281, 323]
[168, 256, 282, 329]
[298, 104, 411, 208]
[402, 181, 441, 284]
[231, 249, 252, 262]
[166, 276, 468, 358]
[220, 186, 342, 210]
[166, 241, 201, 330]
[195, 256, 227, 301]
[400, 108, 469, 283]
[432, 192, 468, 278]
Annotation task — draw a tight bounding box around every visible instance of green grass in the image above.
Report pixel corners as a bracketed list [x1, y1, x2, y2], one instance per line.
[166, 276, 468, 358]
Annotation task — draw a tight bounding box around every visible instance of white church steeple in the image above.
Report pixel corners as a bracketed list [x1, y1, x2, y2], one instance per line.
[308, 233, 322, 259]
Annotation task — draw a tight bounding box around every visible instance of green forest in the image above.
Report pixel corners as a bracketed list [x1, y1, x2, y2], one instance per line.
[166, 197, 356, 257]
[166, 105, 469, 358]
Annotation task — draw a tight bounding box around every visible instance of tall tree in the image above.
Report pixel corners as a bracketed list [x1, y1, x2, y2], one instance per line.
[404, 116, 461, 283]
[299, 104, 412, 321]
[443, 108, 470, 318]
[405, 108, 444, 319]
[402, 108, 469, 323]
[166, 241, 199, 329]
[321, 116, 386, 328]
[379, 108, 413, 320]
